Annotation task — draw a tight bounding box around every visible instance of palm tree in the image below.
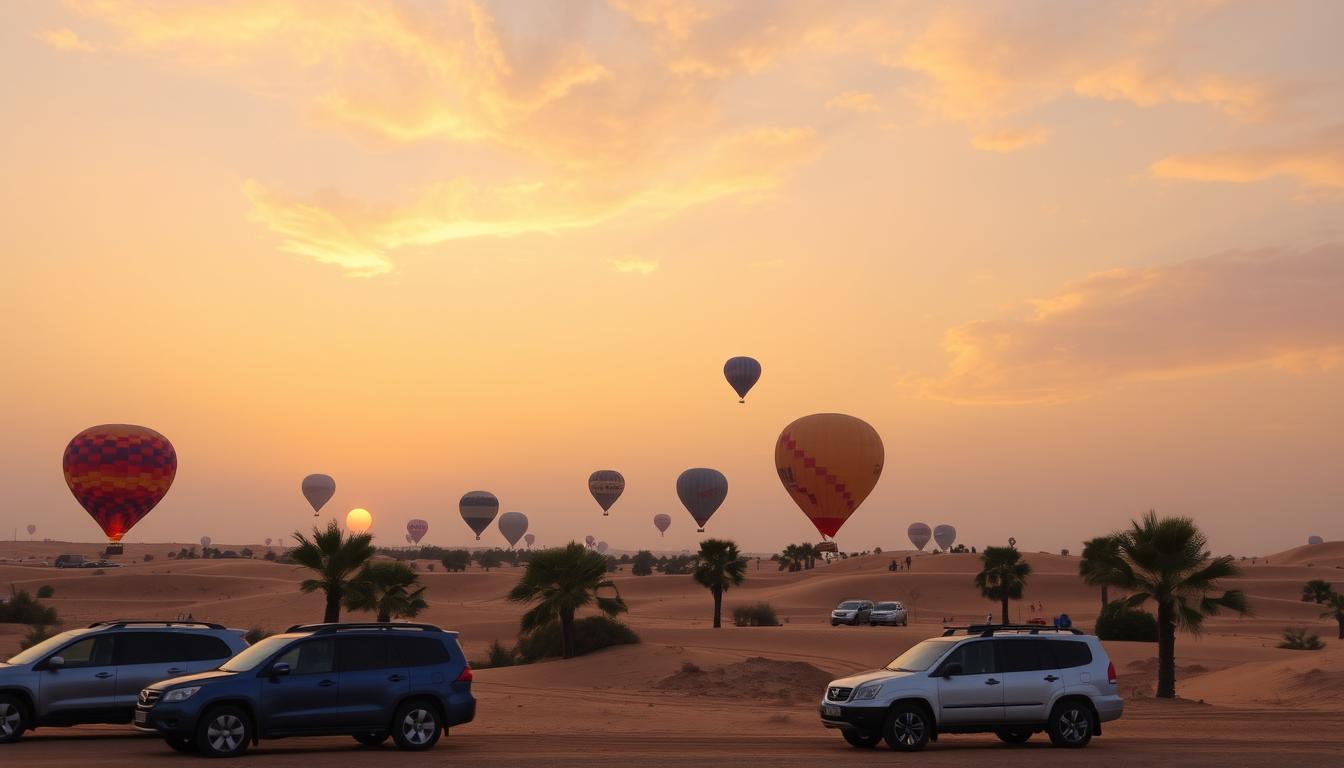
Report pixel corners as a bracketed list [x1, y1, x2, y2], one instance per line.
[507, 543, 626, 659]
[1301, 579, 1334, 605]
[344, 560, 428, 622]
[1079, 535, 1126, 610]
[692, 539, 748, 628]
[290, 521, 376, 623]
[1111, 511, 1248, 698]
[974, 546, 1032, 624]
[1321, 593, 1344, 640]
[777, 544, 803, 572]
[799, 542, 822, 570]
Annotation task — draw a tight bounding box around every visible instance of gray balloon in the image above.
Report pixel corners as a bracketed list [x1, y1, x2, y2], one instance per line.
[523, 533, 535, 548]
[499, 512, 529, 548]
[302, 474, 336, 515]
[654, 513, 672, 536]
[933, 524, 957, 551]
[588, 470, 625, 515]
[597, 541, 609, 554]
[459, 491, 499, 541]
[723, 356, 762, 402]
[1308, 535, 1324, 545]
[676, 468, 728, 532]
[907, 522, 931, 551]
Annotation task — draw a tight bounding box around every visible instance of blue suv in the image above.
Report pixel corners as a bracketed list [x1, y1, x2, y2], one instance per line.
[134, 622, 475, 757]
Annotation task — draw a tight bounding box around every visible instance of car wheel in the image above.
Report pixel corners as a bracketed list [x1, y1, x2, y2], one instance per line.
[354, 732, 388, 747]
[391, 700, 441, 751]
[165, 736, 199, 753]
[883, 703, 931, 752]
[995, 728, 1032, 744]
[197, 705, 251, 758]
[0, 694, 29, 743]
[1047, 701, 1094, 748]
[831, 621, 839, 626]
[842, 729, 884, 748]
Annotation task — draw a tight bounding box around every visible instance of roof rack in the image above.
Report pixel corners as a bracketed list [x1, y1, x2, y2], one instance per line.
[285, 622, 443, 634]
[941, 624, 1085, 638]
[88, 619, 226, 630]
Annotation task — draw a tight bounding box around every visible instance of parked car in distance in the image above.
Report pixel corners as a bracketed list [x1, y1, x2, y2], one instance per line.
[135, 622, 476, 757]
[819, 625, 1123, 751]
[53, 554, 87, 568]
[869, 602, 908, 626]
[0, 620, 248, 743]
[831, 600, 874, 626]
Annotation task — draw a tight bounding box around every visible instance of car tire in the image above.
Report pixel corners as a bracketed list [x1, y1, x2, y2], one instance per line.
[1046, 701, 1094, 748]
[995, 728, 1033, 744]
[165, 736, 199, 753]
[0, 694, 29, 743]
[882, 703, 931, 752]
[831, 621, 839, 626]
[197, 705, 252, 758]
[354, 732, 388, 747]
[842, 729, 884, 748]
[391, 699, 441, 751]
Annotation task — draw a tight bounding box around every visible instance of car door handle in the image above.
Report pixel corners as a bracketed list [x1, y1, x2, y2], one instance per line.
[1044, 675, 1059, 682]
[319, 679, 335, 687]
[95, 672, 114, 679]
[388, 675, 405, 682]
[985, 678, 1000, 685]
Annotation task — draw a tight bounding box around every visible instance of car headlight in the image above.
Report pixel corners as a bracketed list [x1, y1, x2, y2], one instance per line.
[852, 683, 882, 701]
[163, 686, 202, 703]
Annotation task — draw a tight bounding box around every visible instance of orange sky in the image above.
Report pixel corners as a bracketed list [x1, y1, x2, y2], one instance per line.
[3, 1, 1342, 555]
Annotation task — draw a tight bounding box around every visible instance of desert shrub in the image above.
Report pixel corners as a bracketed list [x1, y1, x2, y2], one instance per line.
[516, 616, 639, 662]
[477, 550, 503, 571]
[1278, 627, 1325, 651]
[244, 627, 272, 644]
[487, 638, 517, 667]
[441, 550, 471, 572]
[1, 589, 59, 625]
[36, 585, 55, 599]
[143, 554, 154, 562]
[21, 624, 58, 649]
[240, 548, 254, 559]
[732, 602, 779, 627]
[263, 550, 277, 562]
[631, 550, 655, 576]
[1095, 601, 1158, 642]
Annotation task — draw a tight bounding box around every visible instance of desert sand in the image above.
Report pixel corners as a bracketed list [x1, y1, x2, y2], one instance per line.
[2, 539, 1343, 766]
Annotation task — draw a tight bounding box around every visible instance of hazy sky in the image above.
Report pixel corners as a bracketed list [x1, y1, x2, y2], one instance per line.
[4, 1, 1342, 556]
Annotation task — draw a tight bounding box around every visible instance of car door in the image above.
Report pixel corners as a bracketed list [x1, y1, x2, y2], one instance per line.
[260, 638, 337, 734]
[998, 638, 1064, 724]
[337, 636, 409, 729]
[934, 640, 1004, 725]
[36, 635, 118, 724]
[113, 632, 194, 712]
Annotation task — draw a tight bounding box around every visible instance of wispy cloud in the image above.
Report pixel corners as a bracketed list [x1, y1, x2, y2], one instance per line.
[915, 245, 1344, 403]
[610, 258, 659, 275]
[1151, 126, 1344, 189]
[971, 125, 1050, 153]
[38, 27, 96, 52]
[826, 90, 880, 113]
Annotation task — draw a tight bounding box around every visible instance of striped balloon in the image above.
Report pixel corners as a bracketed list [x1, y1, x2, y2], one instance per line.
[588, 470, 625, 515]
[723, 356, 762, 403]
[63, 424, 177, 544]
[459, 491, 499, 541]
[676, 468, 728, 532]
[407, 519, 429, 544]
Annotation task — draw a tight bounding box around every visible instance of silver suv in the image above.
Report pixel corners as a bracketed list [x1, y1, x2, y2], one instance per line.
[831, 600, 874, 626]
[869, 602, 908, 626]
[0, 620, 248, 743]
[819, 625, 1122, 751]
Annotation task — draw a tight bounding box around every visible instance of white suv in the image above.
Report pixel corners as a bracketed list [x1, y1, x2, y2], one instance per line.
[819, 625, 1123, 751]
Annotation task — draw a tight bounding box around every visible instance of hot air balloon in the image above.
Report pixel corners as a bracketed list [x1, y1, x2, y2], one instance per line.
[499, 512, 529, 549]
[933, 524, 957, 551]
[585, 534, 596, 548]
[63, 424, 177, 552]
[588, 471, 625, 516]
[524, 533, 535, 549]
[907, 523, 931, 551]
[26, 524, 36, 537]
[596, 541, 609, 554]
[459, 491, 498, 541]
[346, 508, 372, 534]
[200, 536, 212, 548]
[302, 474, 336, 517]
[774, 414, 884, 539]
[653, 513, 672, 537]
[407, 519, 429, 544]
[264, 537, 272, 546]
[1308, 535, 1324, 545]
[723, 356, 762, 403]
[676, 468, 728, 533]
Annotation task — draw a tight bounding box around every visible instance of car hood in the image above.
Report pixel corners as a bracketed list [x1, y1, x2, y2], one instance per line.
[150, 668, 237, 691]
[828, 668, 919, 689]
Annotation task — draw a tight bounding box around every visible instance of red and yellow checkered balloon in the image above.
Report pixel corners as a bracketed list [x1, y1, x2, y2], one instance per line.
[63, 424, 177, 542]
[775, 413, 884, 539]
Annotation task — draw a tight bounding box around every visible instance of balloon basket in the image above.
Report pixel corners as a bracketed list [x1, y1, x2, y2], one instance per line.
[103, 543, 124, 556]
[697, 528, 705, 533]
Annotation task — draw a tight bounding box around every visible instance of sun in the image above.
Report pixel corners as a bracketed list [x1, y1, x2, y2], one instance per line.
[345, 507, 373, 534]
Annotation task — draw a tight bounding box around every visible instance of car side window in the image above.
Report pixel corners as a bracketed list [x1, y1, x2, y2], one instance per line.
[114, 632, 178, 665]
[275, 639, 336, 675]
[998, 639, 1056, 672]
[338, 636, 390, 673]
[391, 637, 451, 667]
[944, 641, 996, 675]
[1051, 641, 1093, 669]
[55, 636, 114, 669]
[178, 634, 234, 662]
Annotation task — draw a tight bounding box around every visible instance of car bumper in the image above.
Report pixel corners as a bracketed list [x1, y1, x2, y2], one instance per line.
[1094, 694, 1124, 723]
[443, 694, 476, 727]
[135, 703, 196, 737]
[819, 704, 887, 731]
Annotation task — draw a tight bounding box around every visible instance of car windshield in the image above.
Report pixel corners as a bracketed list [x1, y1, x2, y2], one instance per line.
[4, 629, 87, 666]
[838, 602, 864, 610]
[219, 635, 296, 672]
[885, 640, 954, 672]
[875, 603, 901, 610]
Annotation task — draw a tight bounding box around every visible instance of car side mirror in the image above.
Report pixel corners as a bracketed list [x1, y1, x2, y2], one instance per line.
[47, 656, 66, 670]
[940, 663, 962, 678]
[268, 663, 291, 678]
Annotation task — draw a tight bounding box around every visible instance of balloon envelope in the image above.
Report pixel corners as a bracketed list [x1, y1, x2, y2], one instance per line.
[499, 512, 528, 548]
[774, 414, 884, 539]
[459, 491, 498, 541]
[264, 537, 272, 546]
[588, 470, 625, 515]
[676, 468, 728, 532]
[63, 424, 177, 543]
[723, 356, 762, 402]
[653, 513, 672, 536]
[27, 525, 36, 536]
[907, 523, 931, 551]
[407, 519, 429, 544]
[524, 533, 535, 548]
[933, 524, 957, 551]
[346, 508, 372, 533]
[596, 541, 608, 554]
[1308, 535, 1324, 545]
[585, 534, 596, 547]
[301, 474, 336, 514]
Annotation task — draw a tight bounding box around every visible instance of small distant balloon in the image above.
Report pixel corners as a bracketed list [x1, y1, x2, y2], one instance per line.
[653, 513, 672, 537]
[346, 508, 372, 534]
[1308, 535, 1324, 545]
[407, 518, 429, 544]
[27, 524, 37, 536]
[524, 533, 535, 549]
[774, 414, 884, 539]
[597, 540, 609, 554]
[588, 471, 625, 516]
[63, 424, 177, 544]
[499, 512, 529, 549]
[264, 537, 272, 546]
[676, 468, 728, 533]
[933, 524, 957, 551]
[1008, 536, 1017, 548]
[302, 474, 336, 517]
[723, 356, 762, 403]
[585, 534, 596, 548]
[200, 536, 211, 548]
[907, 523, 931, 551]
[459, 491, 499, 541]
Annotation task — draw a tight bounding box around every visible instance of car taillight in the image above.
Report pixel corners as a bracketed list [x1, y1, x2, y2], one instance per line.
[456, 665, 473, 683]
[1107, 661, 1117, 684]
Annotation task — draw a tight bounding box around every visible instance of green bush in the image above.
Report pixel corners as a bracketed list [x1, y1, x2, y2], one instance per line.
[1, 589, 59, 625]
[516, 616, 639, 662]
[441, 550, 471, 572]
[36, 585, 55, 599]
[1095, 601, 1157, 642]
[1278, 627, 1324, 651]
[631, 550, 655, 576]
[732, 602, 779, 627]
[487, 638, 517, 667]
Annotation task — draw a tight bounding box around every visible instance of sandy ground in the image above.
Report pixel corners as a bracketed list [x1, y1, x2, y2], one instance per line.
[3, 539, 1343, 765]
